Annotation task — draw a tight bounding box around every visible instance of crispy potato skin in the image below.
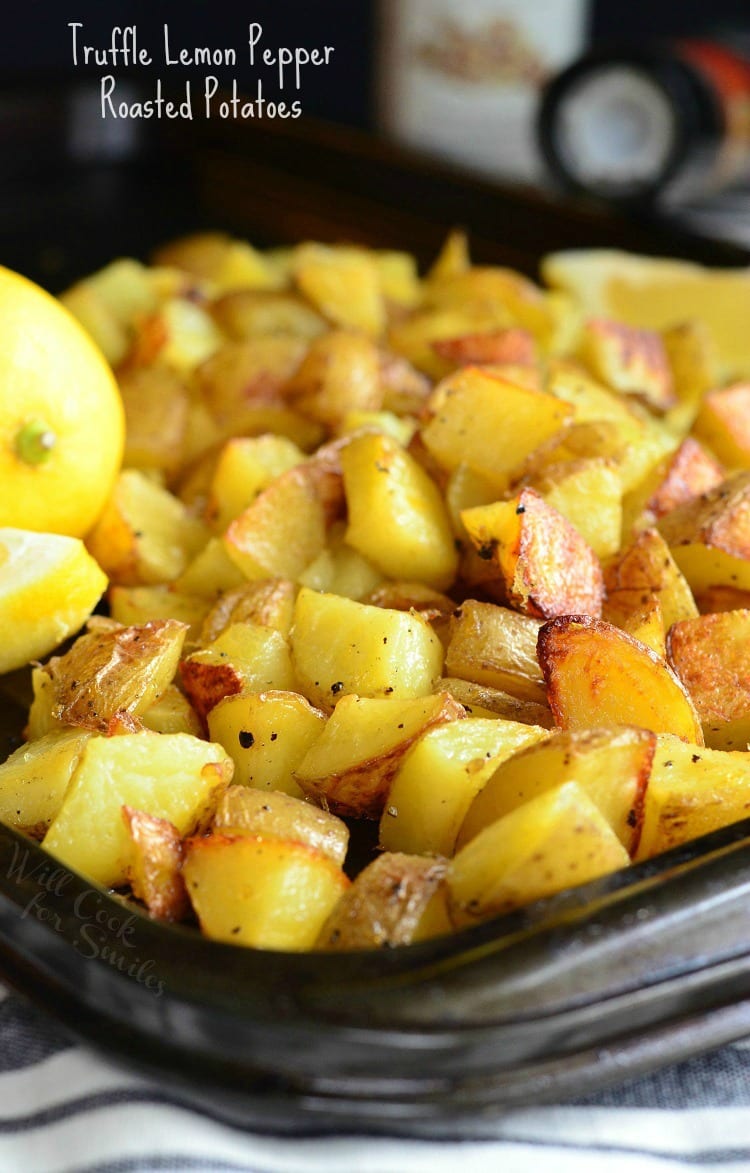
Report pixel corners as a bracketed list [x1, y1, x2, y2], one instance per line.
[316, 853, 448, 950]
[294, 692, 465, 819]
[200, 579, 296, 645]
[432, 327, 537, 368]
[581, 318, 675, 410]
[122, 805, 190, 922]
[214, 785, 349, 866]
[179, 659, 244, 726]
[667, 610, 750, 747]
[37, 619, 188, 734]
[646, 438, 725, 521]
[462, 488, 604, 620]
[658, 471, 750, 560]
[538, 614, 704, 745]
[694, 383, 750, 468]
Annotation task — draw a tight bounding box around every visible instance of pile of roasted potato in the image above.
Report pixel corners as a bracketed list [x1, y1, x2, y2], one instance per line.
[2, 228, 749, 952]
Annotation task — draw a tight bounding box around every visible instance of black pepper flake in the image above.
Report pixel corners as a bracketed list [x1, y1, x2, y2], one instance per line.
[515, 504, 526, 515]
[626, 809, 637, 828]
[477, 540, 498, 561]
[270, 732, 278, 741]
[691, 753, 701, 763]
[238, 730, 255, 749]
[230, 926, 241, 935]
[664, 760, 673, 767]
[384, 686, 394, 694]
[331, 681, 344, 695]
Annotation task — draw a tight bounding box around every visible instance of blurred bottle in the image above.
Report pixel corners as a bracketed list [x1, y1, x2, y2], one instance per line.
[378, 0, 589, 184]
[538, 39, 750, 205]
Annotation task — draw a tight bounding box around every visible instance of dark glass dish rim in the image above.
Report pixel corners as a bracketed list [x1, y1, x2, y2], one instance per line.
[4, 809, 750, 1131]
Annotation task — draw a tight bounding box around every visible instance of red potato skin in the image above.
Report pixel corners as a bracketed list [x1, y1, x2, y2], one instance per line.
[179, 659, 244, 729]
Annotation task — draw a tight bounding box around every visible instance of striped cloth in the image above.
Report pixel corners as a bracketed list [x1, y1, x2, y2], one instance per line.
[6, 986, 750, 1172]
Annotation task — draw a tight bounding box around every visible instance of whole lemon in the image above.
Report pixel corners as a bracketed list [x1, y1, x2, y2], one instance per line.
[0, 265, 124, 536]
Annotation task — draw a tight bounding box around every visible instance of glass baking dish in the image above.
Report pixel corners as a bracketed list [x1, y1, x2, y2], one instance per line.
[3, 80, 750, 1132]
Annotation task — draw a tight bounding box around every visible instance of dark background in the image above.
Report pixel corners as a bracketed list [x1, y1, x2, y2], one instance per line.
[3, 1, 750, 131]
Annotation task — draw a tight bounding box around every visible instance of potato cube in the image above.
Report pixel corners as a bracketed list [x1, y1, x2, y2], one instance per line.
[31, 619, 187, 734]
[658, 471, 750, 594]
[462, 488, 604, 619]
[119, 367, 189, 479]
[290, 587, 444, 711]
[0, 728, 93, 836]
[86, 470, 208, 586]
[210, 290, 327, 341]
[213, 785, 348, 866]
[380, 717, 548, 857]
[316, 853, 448, 950]
[374, 250, 421, 308]
[122, 806, 189, 921]
[200, 579, 296, 644]
[207, 690, 325, 798]
[297, 532, 383, 601]
[205, 435, 304, 532]
[445, 600, 546, 704]
[538, 615, 703, 744]
[667, 610, 750, 749]
[141, 685, 202, 737]
[420, 367, 572, 487]
[546, 360, 675, 492]
[196, 337, 309, 431]
[175, 537, 247, 599]
[447, 782, 630, 928]
[436, 677, 553, 727]
[662, 319, 718, 411]
[432, 327, 538, 369]
[636, 735, 750, 860]
[294, 244, 385, 336]
[180, 624, 296, 723]
[604, 528, 698, 631]
[527, 458, 622, 560]
[286, 330, 382, 425]
[580, 318, 675, 410]
[694, 383, 750, 469]
[341, 432, 458, 590]
[602, 592, 666, 658]
[223, 465, 334, 583]
[457, 726, 656, 855]
[183, 833, 349, 950]
[43, 732, 232, 887]
[294, 692, 465, 818]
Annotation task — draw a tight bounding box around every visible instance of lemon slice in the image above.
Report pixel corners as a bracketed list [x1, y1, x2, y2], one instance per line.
[0, 528, 107, 673]
[542, 249, 750, 377]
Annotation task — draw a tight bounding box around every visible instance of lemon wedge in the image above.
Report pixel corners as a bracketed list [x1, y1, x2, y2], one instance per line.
[0, 528, 106, 673]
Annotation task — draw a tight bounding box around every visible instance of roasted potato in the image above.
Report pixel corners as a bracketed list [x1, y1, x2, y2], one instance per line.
[315, 853, 449, 949]
[538, 615, 703, 744]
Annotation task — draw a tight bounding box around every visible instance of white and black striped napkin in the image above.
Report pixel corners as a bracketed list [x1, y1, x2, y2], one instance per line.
[5, 983, 750, 1173]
